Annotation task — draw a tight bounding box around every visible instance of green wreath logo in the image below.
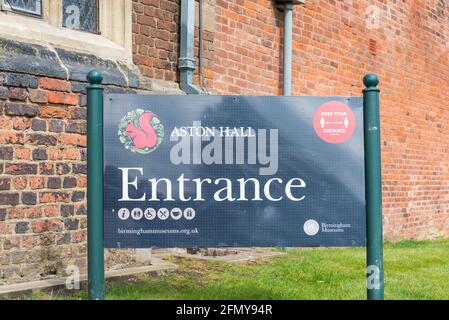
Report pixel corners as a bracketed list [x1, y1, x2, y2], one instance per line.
[118, 109, 164, 154]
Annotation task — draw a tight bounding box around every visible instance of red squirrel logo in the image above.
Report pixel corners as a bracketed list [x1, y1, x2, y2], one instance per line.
[118, 109, 164, 154]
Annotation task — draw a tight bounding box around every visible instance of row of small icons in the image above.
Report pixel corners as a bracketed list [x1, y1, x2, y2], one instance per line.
[117, 207, 196, 221]
[320, 117, 349, 128]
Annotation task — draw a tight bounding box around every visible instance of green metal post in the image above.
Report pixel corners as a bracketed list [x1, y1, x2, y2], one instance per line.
[87, 70, 105, 300]
[363, 74, 384, 300]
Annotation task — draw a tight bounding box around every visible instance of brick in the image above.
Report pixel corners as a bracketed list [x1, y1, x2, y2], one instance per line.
[55, 163, 71, 175]
[0, 115, 12, 129]
[75, 204, 87, 216]
[70, 81, 87, 93]
[7, 87, 29, 101]
[62, 148, 79, 160]
[71, 191, 85, 202]
[7, 207, 24, 219]
[77, 176, 87, 188]
[80, 149, 87, 161]
[39, 105, 70, 118]
[47, 148, 63, 160]
[58, 133, 86, 147]
[4, 102, 38, 117]
[5, 163, 37, 175]
[31, 119, 47, 131]
[0, 266, 20, 277]
[61, 205, 74, 217]
[78, 94, 87, 107]
[4, 73, 38, 88]
[0, 86, 7, 100]
[21, 236, 39, 249]
[12, 117, 31, 130]
[0, 178, 10, 190]
[39, 192, 70, 203]
[47, 92, 78, 105]
[49, 119, 64, 132]
[15, 222, 30, 234]
[32, 148, 48, 160]
[39, 77, 71, 92]
[70, 107, 87, 120]
[39, 234, 56, 246]
[10, 251, 30, 263]
[0, 223, 13, 235]
[0, 208, 6, 221]
[79, 217, 86, 230]
[72, 163, 87, 174]
[14, 147, 31, 160]
[64, 218, 79, 231]
[29, 176, 45, 189]
[42, 205, 59, 217]
[28, 89, 48, 104]
[26, 133, 57, 146]
[22, 192, 37, 205]
[47, 177, 62, 189]
[0, 193, 19, 206]
[0, 132, 24, 144]
[63, 177, 77, 188]
[3, 238, 20, 250]
[12, 177, 27, 190]
[9, 207, 40, 219]
[65, 121, 86, 134]
[31, 219, 63, 233]
[72, 230, 86, 243]
[0, 146, 13, 160]
[57, 233, 71, 245]
[39, 163, 54, 175]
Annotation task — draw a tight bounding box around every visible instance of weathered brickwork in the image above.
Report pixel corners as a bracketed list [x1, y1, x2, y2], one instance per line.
[0, 70, 142, 284]
[0, 73, 83, 283]
[0, 0, 448, 285]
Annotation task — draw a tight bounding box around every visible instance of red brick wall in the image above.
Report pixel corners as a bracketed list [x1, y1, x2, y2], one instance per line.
[0, 74, 88, 283]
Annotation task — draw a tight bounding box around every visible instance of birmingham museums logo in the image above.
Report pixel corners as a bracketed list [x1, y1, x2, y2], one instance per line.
[303, 220, 352, 236]
[118, 109, 164, 154]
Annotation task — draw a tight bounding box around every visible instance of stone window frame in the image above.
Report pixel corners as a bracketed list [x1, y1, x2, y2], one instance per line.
[0, 0, 132, 61]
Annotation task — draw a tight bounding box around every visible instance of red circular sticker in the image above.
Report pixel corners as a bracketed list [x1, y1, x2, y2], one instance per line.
[313, 101, 356, 144]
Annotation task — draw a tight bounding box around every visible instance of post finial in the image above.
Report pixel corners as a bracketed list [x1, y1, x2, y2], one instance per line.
[87, 69, 103, 85]
[363, 73, 379, 88]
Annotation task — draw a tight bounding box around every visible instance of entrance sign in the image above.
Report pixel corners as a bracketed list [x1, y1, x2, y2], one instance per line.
[86, 70, 384, 300]
[103, 95, 366, 248]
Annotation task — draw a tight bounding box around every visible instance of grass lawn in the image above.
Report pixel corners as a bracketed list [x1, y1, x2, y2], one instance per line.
[25, 238, 449, 300]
